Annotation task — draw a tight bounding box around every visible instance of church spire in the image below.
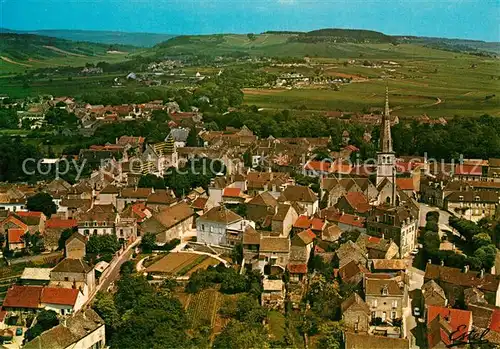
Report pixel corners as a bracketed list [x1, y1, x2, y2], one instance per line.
[380, 84, 393, 153]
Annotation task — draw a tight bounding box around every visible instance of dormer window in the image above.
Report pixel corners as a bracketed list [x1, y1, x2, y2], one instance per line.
[459, 196, 464, 201]
[382, 285, 389, 296]
[475, 196, 480, 202]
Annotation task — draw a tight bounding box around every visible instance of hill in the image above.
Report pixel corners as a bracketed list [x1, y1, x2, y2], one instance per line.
[395, 36, 500, 55]
[0, 28, 175, 48]
[0, 33, 137, 74]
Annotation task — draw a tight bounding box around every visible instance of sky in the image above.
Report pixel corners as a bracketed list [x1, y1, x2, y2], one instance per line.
[1, 0, 499, 41]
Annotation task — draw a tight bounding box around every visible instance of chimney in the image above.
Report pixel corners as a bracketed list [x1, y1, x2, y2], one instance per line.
[428, 259, 432, 265]
[464, 265, 469, 273]
[381, 233, 385, 239]
[480, 269, 485, 278]
[440, 260, 444, 266]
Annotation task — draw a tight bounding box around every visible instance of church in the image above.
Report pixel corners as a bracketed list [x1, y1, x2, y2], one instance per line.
[366, 86, 420, 257]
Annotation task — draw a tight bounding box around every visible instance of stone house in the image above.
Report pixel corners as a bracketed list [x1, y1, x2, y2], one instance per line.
[140, 202, 194, 244]
[44, 218, 77, 251]
[77, 204, 118, 237]
[271, 204, 298, 237]
[421, 280, 448, 308]
[356, 233, 400, 259]
[197, 206, 254, 246]
[261, 279, 285, 309]
[50, 258, 96, 295]
[335, 192, 371, 217]
[246, 191, 278, 223]
[341, 292, 370, 333]
[65, 233, 86, 259]
[278, 185, 318, 216]
[365, 275, 408, 324]
[242, 226, 261, 269]
[444, 190, 500, 222]
[424, 263, 500, 307]
[258, 236, 290, 275]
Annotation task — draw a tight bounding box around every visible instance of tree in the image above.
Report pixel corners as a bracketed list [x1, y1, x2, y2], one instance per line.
[231, 243, 243, 264]
[86, 234, 121, 257]
[138, 174, 165, 189]
[58, 228, 76, 250]
[93, 292, 120, 333]
[26, 193, 56, 218]
[186, 127, 198, 147]
[141, 233, 157, 253]
[25, 310, 59, 342]
[213, 320, 269, 349]
[423, 231, 440, 252]
[235, 294, 267, 323]
[425, 220, 439, 233]
[317, 321, 344, 349]
[472, 233, 492, 250]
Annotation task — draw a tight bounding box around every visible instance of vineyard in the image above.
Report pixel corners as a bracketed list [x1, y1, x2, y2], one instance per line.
[186, 289, 220, 329]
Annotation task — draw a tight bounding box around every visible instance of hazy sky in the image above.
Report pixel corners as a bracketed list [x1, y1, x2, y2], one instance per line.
[1, 0, 499, 41]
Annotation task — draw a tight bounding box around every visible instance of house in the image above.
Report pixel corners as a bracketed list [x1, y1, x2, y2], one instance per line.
[321, 176, 378, 207]
[50, 258, 96, 295]
[65, 233, 87, 259]
[454, 163, 484, 181]
[258, 237, 290, 275]
[444, 191, 500, 222]
[196, 206, 254, 246]
[319, 208, 367, 233]
[335, 192, 371, 217]
[425, 263, 500, 307]
[278, 185, 319, 215]
[15, 211, 46, 234]
[20, 268, 52, 286]
[246, 192, 278, 223]
[222, 187, 246, 205]
[44, 218, 77, 251]
[421, 280, 448, 308]
[339, 260, 369, 286]
[2, 285, 84, 315]
[321, 223, 343, 242]
[370, 259, 409, 273]
[77, 204, 118, 236]
[246, 171, 293, 198]
[1, 215, 28, 250]
[356, 233, 400, 259]
[23, 308, 105, 349]
[292, 215, 325, 235]
[288, 229, 314, 278]
[427, 305, 472, 348]
[242, 226, 261, 269]
[271, 204, 298, 237]
[287, 263, 308, 283]
[261, 279, 285, 309]
[341, 292, 370, 333]
[140, 202, 194, 244]
[345, 332, 410, 348]
[335, 240, 367, 268]
[366, 205, 418, 257]
[57, 198, 92, 219]
[116, 187, 153, 212]
[97, 184, 120, 206]
[488, 158, 500, 181]
[365, 274, 407, 324]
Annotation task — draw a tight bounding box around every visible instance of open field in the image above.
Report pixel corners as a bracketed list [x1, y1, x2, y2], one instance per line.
[145, 252, 216, 276]
[245, 49, 500, 117]
[186, 288, 220, 329]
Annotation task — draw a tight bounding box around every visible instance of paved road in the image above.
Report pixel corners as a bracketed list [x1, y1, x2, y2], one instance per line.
[418, 203, 452, 229]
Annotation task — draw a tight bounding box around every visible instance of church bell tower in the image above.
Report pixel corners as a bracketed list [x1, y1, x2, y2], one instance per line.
[376, 86, 396, 186]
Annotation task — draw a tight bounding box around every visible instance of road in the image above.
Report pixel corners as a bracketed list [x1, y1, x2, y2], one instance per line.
[418, 203, 452, 229]
[85, 238, 141, 306]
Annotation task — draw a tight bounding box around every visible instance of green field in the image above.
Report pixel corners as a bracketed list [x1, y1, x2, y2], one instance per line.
[244, 45, 500, 117]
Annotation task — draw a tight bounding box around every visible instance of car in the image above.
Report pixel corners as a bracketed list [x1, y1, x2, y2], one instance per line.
[16, 328, 23, 336]
[410, 248, 419, 256]
[413, 307, 421, 317]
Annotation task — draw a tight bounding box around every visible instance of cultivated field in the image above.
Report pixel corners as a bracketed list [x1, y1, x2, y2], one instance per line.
[145, 252, 218, 276]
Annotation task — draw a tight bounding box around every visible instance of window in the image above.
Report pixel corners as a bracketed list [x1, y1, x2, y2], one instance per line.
[391, 311, 397, 319]
[382, 286, 388, 296]
[392, 300, 398, 308]
[64, 277, 69, 281]
[371, 311, 376, 319]
[372, 300, 378, 307]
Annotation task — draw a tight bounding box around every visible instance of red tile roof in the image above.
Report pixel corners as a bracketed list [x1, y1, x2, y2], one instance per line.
[1, 215, 28, 231]
[396, 178, 415, 191]
[344, 192, 371, 213]
[303, 229, 316, 240]
[191, 197, 208, 210]
[3, 286, 42, 309]
[396, 161, 422, 173]
[8, 228, 25, 243]
[293, 215, 311, 229]
[41, 287, 79, 306]
[310, 217, 325, 231]
[455, 164, 482, 176]
[287, 263, 308, 274]
[367, 236, 382, 244]
[427, 305, 472, 346]
[338, 213, 366, 228]
[223, 187, 241, 198]
[45, 218, 77, 229]
[16, 211, 43, 218]
[304, 160, 331, 172]
[490, 309, 500, 333]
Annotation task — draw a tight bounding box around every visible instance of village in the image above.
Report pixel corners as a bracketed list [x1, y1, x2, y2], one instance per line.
[0, 86, 498, 348]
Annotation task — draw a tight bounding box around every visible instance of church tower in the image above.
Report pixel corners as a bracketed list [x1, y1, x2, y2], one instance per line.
[376, 86, 396, 186]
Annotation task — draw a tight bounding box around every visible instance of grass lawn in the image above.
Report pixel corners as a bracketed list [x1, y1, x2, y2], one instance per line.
[267, 311, 287, 342]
